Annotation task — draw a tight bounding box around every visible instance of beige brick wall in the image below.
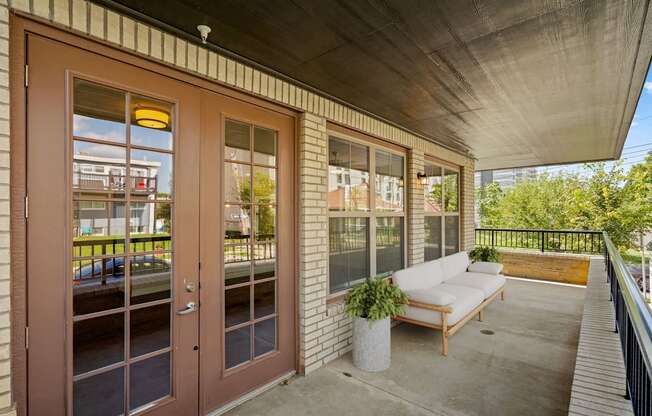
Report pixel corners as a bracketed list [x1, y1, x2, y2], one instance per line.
[0, 0, 477, 411]
[461, 163, 476, 251]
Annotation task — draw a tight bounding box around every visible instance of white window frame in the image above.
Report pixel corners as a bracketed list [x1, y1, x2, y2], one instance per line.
[423, 157, 461, 261]
[326, 129, 407, 296]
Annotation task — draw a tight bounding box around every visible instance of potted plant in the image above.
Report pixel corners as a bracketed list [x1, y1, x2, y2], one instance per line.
[469, 246, 501, 263]
[345, 276, 408, 372]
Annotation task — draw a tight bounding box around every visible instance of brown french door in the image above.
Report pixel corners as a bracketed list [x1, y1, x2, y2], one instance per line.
[25, 29, 295, 416]
[199, 91, 296, 411]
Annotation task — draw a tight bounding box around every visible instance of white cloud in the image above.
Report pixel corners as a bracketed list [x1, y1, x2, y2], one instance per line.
[645, 81, 652, 93]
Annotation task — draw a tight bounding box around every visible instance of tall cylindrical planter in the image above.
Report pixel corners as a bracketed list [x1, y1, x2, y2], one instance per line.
[352, 317, 391, 372]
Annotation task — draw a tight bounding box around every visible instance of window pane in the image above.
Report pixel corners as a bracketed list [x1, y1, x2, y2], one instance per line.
[225, 119, 250, 162]
[375, 151, 404, 212]
[224, 162, 251, 204]
[130, 253, 171, 305]
[445, 216, 459, 256]
[73, 201, 125, 258]
[225, 286, 250, 327]
[329, 218, 369, 293]
[254, 280, 275, 319]
[129, 352, 171, 411]
[73, 79, 126, 144]
[376, 217, 404, 274]
[224, 244, 251, 286]
[255, 205, 275, 241]
[254, 242, 276, 280]
[131, 95, 173, 150]
[74, 367, 124, 416]
[130, 149, 172, 200]
[328, 138, 369, 212]
[254, 126, 276, 165]
[254, 318, 276, 357]
[424, 164, 442, 214]
[73, 141, 126, 196]
[425, 216, 442, 261]
[253, 166, 276, 204]
[73, 257, 125, 316]
[130, 303, 171, 358]
[444, 169, 459, 213]
[225, 205, 251, 244]
[74, 313, 124, 375]
[129, 202, 172, 252]
[225, 326, 251, 369]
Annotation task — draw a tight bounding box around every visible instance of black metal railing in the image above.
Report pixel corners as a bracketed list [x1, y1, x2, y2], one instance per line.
[604, 232, 652, 415]
[475, 228, 603, 254]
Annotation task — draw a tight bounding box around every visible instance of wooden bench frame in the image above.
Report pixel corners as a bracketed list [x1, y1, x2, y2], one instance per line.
[394, 285, 505, 356]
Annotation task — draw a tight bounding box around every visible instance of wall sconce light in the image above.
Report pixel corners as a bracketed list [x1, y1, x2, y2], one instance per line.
[417, 172, 428, 185]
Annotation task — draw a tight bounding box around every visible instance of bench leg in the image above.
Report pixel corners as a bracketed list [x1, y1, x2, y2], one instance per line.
[441, 313, 449, 356]
[501, 290, 505, 301]
[478, 309, 484, 322]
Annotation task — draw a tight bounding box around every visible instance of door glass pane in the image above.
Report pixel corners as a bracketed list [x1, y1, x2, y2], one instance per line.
[252, 166, 276, 204]
[445, 216, 460, 256]
[73, 201, 125, 258]
[130, 253, 171, 305]
[254, 205, 275, 241]
[425, 216, 443, 261]
[329, 217, 369, 293]
[73, 367, 125, 416]
[73, 79, 126, 144]
[73, 313, 124, 375]
[225, 286, 250, 327]
[130, 95, 173, 150]
[225, 119, 250, 162]
[424, 164, 442, 214]
[224, 163, 251, 204]
[254, 280, 275, 319]
[225, 327, 251, 369]
[225, 205, 251, 244]
[376, 217, 404, 274]
[130, 303, 171, 358]
[130, 149, 173, 200]
[254, 258, 275, 281]
[73, 257, 125, 316]
[224, 245, 251, 286]
[444, 169, 459, 213]
[254, 126, 276, 165]
[129, 352, 171, 411]
[328, 137, 369, 212]
[254, 318, 276, 357]
[73, 141, 127, 196]
[129, 202, 172, 252]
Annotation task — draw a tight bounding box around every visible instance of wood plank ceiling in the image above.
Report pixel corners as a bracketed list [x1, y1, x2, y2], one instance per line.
[97, 0, 652, 170]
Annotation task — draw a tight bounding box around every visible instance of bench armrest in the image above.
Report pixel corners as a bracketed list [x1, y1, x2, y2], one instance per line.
[468, 261, 503, 275]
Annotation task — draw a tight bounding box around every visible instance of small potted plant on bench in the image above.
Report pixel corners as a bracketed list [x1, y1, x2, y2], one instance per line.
[345, 276, 408, 372]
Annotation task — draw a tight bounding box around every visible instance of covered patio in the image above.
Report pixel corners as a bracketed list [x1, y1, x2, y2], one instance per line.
[226, 276, 586, 416]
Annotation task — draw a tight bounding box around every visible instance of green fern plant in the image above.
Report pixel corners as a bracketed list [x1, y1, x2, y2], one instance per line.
[469, 246, 501, 263]
[345, 276, 408, 321]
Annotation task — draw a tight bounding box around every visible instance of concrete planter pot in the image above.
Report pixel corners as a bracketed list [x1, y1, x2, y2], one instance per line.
[352, 317, 391, 372]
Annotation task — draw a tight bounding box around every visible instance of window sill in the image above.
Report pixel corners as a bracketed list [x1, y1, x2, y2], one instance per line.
[326, 291, 347, 305]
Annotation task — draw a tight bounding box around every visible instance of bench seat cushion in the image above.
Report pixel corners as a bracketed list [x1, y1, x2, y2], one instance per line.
[400, 283, 484, 326]
[446, 272, 505, 298]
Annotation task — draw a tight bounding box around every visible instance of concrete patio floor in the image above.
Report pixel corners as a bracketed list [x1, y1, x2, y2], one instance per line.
[226, 278, 586, 416]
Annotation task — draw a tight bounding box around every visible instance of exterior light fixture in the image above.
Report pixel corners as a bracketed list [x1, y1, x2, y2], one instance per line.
[134, 108, 170, 129]
[417, 172, 428, 185]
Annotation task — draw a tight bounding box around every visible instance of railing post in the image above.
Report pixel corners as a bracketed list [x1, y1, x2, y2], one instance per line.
[540, 231, 545, 252]
[491, 229, 495, 247]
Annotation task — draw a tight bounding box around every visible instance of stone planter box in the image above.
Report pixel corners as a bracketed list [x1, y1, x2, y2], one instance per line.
[352, 317, 391, 372]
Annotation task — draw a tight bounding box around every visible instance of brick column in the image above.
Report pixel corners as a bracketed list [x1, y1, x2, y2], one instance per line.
[407, 149, 424, 266]
[461, 162, 476, 251]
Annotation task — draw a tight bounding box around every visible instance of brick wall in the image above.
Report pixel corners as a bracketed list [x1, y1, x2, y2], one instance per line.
[500, 250, 590, 285]
[0, 0, 477, 412]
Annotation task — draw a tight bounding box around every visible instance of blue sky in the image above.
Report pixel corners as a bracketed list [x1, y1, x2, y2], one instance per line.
[539, 68, 652, 176]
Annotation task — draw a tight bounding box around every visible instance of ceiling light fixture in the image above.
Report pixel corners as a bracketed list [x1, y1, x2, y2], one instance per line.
[197, 24, 211, 44]
[134, 108, 170, 129]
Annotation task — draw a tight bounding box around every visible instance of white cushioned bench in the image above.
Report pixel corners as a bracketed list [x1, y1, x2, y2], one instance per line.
[392, 251, 505, 355]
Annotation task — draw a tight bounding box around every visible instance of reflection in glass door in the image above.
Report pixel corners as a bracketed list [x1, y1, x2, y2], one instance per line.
[71, 79, 176, 414]
[223, 119, 278, 369]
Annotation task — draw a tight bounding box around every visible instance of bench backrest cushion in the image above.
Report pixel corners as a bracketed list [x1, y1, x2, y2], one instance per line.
[441, 251, 470, 280]
[393, 259, 445, 291]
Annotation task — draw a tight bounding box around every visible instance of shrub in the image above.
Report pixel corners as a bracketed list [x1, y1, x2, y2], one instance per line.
[345, 276, 408, 321]
[469, 246, 501, 263]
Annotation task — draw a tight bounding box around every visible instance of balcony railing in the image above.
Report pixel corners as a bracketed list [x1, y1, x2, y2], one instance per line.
[475, 228, 603, 254]
[604, 232, 652, 415]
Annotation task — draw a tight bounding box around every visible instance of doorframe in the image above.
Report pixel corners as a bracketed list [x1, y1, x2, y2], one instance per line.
[9, 13, 300, 416]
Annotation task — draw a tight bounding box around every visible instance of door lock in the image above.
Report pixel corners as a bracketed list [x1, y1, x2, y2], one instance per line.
[185, 281, 196, 293]
[176, 301, 197, 315]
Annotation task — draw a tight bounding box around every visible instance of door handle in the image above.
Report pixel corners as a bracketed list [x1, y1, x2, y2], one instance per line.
[176, 301, 197, 315]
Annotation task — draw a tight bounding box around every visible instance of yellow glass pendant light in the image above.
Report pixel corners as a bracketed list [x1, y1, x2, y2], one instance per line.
[134, 107, 170, 129]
